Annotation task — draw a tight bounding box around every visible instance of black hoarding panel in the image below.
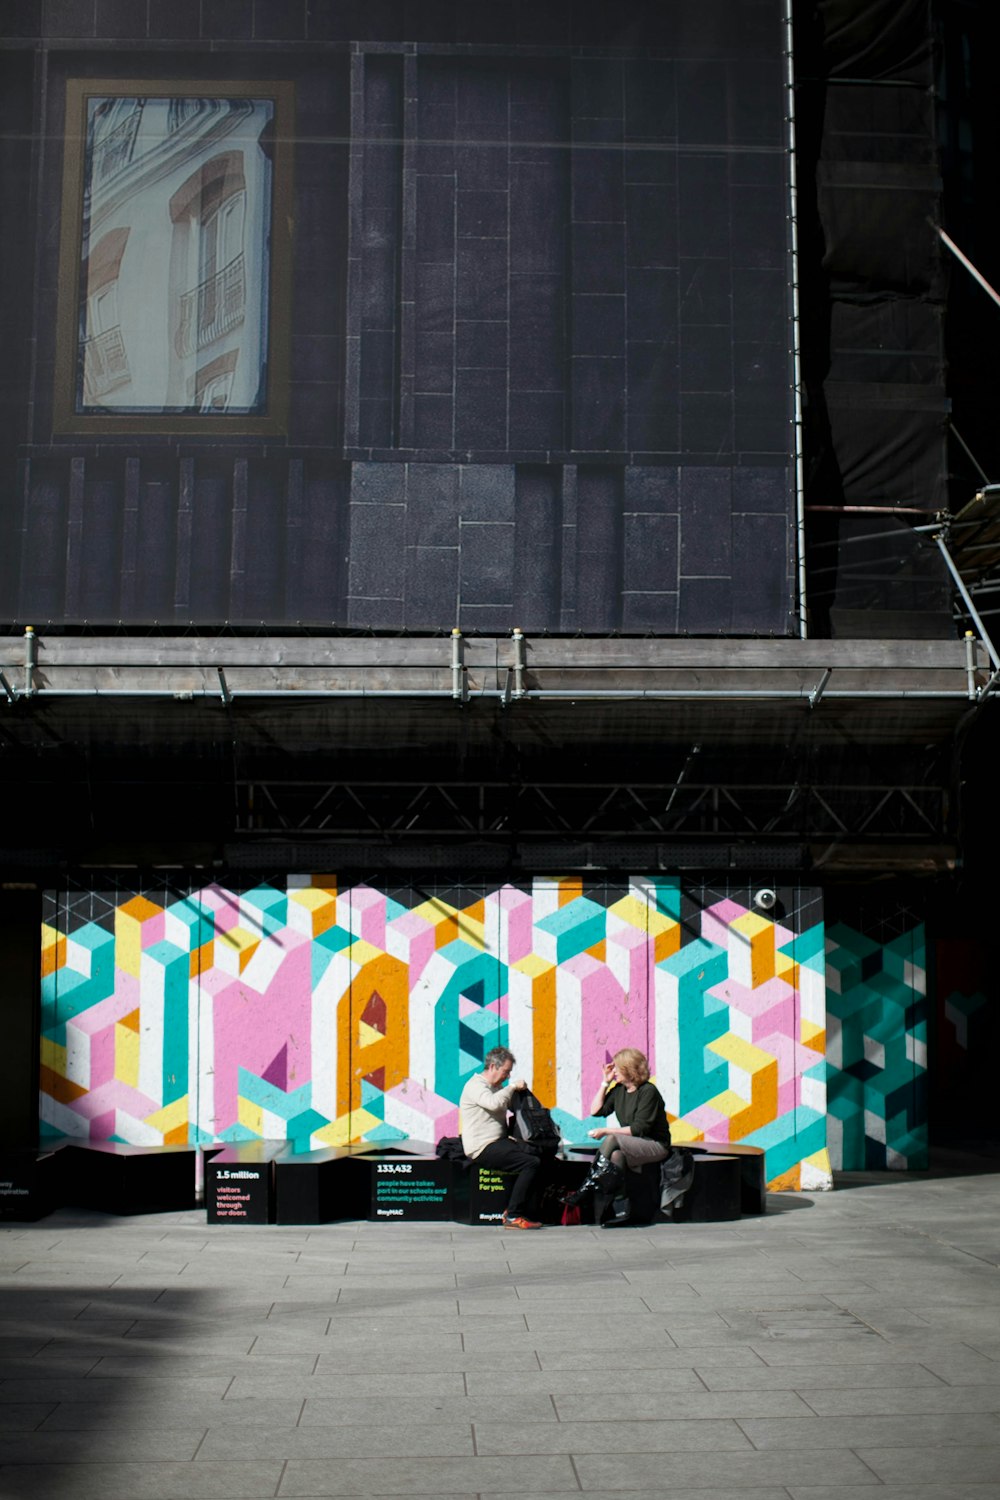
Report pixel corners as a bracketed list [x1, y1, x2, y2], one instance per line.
[1, 0, 795, 634]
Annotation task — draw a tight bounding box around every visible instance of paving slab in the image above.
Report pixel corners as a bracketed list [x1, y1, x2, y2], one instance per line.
[3, 1156, 1000, 1500]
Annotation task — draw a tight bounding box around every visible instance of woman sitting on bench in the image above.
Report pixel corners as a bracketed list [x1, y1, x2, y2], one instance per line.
[566, 1048, 671, 1227]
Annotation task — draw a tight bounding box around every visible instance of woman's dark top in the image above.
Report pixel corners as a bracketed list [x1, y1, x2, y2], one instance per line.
[597, 1081, 671, 1143]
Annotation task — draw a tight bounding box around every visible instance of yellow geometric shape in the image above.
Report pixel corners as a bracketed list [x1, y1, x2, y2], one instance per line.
[41, 923, 66, 978]
[289, 885, 338, 937]
[452, 911, 485, 948]
[800, 1147, 834, 1191]
[511, 952, 557, 1108]
[145, 1095, 190, 1146]
[768, 1163, 801, 1192]
[801, 1019, 826, 1053]
[728, 911, 776, 989]
[115, 1020, 140, 1088]
[608, 896, 682, 962]
[237, 1095, 264, 1136]
[412, 897, 461, 947]
[667, 1116, 704, 1144]
[358, 1019, 383, 1049]
[214, 925, 261, 975]
[775, 949, 799, 987]
[312, 1107, 381, 1147]
[706, 1032, 778, 1136]
[115, 895, 163, 978]
[145, 1096, 189, 1136]
[40, 1035, 68, 1075]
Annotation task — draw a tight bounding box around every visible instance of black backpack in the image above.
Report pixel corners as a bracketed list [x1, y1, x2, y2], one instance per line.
[507, 1088, 561, 1155]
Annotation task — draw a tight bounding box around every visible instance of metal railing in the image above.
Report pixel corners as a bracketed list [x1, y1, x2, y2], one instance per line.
[82, 325, 130, 401]
[175, 254, 245, 357]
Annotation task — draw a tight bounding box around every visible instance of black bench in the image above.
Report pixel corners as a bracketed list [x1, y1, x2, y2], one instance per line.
[61, 1140, 199, 1215]
[204, 1141, 289, 1224]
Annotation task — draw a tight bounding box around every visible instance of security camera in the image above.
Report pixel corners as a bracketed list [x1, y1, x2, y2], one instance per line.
[753, 888, 777, 912]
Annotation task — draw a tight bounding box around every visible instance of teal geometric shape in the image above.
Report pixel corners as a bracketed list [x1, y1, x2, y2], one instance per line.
[164, 895, 213, 951]
[311, 924, 355, 988]
[658, 938, 729, 1116]
[743, 1105, 826, 1182]
[363, 1122, 408, 1143]
[534, 897, 606, 963]
[144, 939, 189, 1106]
[432, 940, 508, 1101]
[458, 1047, 485, 1080]
[459, 1005, 503, 1065]
[780, 920, 825, 972]
[241, 885, 288, 938]
[237, 1066, 312, 1120]
[360, 1092, 385, 1121]
[361, 1078, 385, 1115]
[944, 988, 986, 1021]
[385, 897, 408, 924]
[883, 926, 925, 985]
[288, 1108, 328, 1146]
[826, 923, 880, 994]
[219, 1122, 260, 1143]
[650, 878, 682, 919]
[40, 923, 116, 1038]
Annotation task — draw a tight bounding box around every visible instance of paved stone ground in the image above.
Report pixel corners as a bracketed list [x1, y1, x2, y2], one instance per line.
[2, 1155, 1000, 1499]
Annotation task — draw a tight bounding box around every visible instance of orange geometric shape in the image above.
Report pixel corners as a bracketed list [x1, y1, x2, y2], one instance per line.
[190, 940, 213, 978]
[39, 1063, 88, 1105]
[115, 895, 163, 978]
[801, 1020, 826, 1053]
[40, 924, 67, 978]
[768, 1164, 801, 1192]
[337, 947, 410, 1116]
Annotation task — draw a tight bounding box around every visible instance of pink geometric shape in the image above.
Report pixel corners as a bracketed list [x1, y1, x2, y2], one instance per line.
[682, 1102, 731, 1141]
[75, 1079, 159, 1122]
[194, 884, 241, 933]
[708, 975, 795, 1045]
[261, 1043, 288, 1091]
[606, 925, 655, 1007]
[384, 1078, 459, 1141]
[209, 940, 313, 1132]
[139, 911, 166, 949]
[386, 910, 436, 981]
[343, 885, 387, 948]
[484, 886, 534, 964]
[701, 899, 749, 949]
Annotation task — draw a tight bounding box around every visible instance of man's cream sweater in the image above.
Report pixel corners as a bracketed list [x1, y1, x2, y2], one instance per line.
[459, 1073, 516, 1159]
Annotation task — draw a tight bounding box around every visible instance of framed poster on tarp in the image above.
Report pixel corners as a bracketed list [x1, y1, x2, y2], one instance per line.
[54, 79, 293, 434]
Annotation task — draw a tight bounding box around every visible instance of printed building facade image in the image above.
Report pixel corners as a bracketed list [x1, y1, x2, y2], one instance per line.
[1, 0, 998, 1190]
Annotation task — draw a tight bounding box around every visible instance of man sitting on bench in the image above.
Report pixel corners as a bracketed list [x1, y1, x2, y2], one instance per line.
[459, 1046, 544, 1230]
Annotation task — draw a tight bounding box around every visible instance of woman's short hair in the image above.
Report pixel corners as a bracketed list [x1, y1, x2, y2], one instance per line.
[613, 1047, 650, 1085]
[483, 1046, 515, 1071]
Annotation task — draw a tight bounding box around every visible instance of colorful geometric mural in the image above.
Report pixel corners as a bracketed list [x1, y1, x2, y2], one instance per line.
[820, 920, 928, 1171]
[39, 877, 832, 1190]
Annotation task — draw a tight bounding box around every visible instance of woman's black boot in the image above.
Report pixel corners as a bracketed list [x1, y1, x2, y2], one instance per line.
[563, 1154, 624, 1207]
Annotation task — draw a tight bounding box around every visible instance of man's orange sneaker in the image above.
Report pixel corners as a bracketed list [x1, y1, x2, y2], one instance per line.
[501, 1212, 542, 1229]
